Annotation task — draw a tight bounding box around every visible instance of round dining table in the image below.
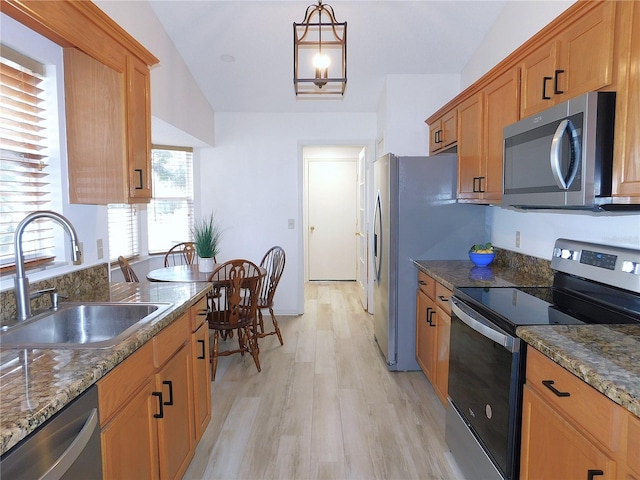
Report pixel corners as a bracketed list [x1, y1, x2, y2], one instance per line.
[146, 263, 266, 283]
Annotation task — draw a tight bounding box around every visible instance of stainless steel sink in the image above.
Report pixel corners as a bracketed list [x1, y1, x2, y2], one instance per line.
[0, 302, 172, 349]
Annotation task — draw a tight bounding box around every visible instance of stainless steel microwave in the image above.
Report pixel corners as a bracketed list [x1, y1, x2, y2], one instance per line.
[502, 91, 616, 210]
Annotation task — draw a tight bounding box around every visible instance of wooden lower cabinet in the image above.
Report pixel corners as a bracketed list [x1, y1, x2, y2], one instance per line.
[156, 343, 194, 480]
[520, 383, 617, 480]
[520, 347, 638, 480]
[101, 377, 159, 480]
[99, 297, 211, 480]
[415, 270, 452, 406]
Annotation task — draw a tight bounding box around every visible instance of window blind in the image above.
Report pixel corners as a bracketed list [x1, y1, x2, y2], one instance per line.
[108, 204, 139, 261]
[0, 47, 53, 268]
[148, 146, 194, 254]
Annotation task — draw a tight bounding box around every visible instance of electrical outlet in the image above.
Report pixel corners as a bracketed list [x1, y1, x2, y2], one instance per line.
[515, 231, 521, 248]
[97, 239, 104, 259]
[288, 219, 295, 229]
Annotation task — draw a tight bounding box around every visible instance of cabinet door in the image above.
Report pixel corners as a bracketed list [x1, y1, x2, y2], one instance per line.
[520, 384, 617, 480]
[429, 119, 442, 154]
[416, 289, 436, 382]
[434, 306, 450, 407]
[520, 40, 558, 118]
[557, 2, 615, 99]
[441, 109, 458, 149]
[457, 92, 484, 200]
[126, 54, 153, 202]
[613, 1, 640, 198]
[64, 47, 127, 204]
[101, 378, 159, 480]
[156, 345, 195, 480]
[192, 321, 211, 442]
[483, 68, 520, 203]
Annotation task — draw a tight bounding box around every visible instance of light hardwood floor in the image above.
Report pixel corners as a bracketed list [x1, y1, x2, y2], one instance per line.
[184, 281, 462, 480]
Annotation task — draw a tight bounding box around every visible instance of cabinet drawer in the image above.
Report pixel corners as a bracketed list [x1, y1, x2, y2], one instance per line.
[417, 271, 436, 299]
[154, 312, 190, 368]
[435, 283, 452, 316]
[190, 296, 209, 332]
[98, 340, 154, 425]
[526, 348, 623, 452]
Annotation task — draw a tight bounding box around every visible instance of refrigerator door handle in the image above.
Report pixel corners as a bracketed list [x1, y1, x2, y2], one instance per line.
[374, 192, 382, 282]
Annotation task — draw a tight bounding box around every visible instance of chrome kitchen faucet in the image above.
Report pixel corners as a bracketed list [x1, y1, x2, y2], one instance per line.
[13, 211, 82, 321]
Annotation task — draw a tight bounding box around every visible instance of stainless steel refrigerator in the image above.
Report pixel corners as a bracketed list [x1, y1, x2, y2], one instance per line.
[373, 153, 486, 371]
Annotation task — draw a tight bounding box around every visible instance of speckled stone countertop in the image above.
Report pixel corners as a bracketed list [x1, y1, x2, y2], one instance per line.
[518, 325, 640, 417]
[0, 281, 211, 455]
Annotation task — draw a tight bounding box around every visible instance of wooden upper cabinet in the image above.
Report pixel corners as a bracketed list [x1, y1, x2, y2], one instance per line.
[65, 48, 127, 204]
[457, 92, 484, 200]
[126, 55, 153, 202]
[429, 109, 457, 155]
[483, 68, 521, 203]
[612, 1, 640, 198]
[2, 0, 159, 205]
[520, 1, 616, 118]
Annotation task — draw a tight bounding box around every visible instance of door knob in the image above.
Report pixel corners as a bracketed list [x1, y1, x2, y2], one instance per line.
[310, 226, 315, 231]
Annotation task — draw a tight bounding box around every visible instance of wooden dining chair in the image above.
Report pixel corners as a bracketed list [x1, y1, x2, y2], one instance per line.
[207, 259, 264, 381]
[118, 256, 139, 282]
[164, 241, 200, 267]
[253, 246, 285, 345]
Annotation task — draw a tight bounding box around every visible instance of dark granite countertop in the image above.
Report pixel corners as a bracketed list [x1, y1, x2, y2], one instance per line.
[518, 325, 640, 418]
[414, 258, 639, 419]
[413, 259, 552, 290]
[0, 281, 211, 455]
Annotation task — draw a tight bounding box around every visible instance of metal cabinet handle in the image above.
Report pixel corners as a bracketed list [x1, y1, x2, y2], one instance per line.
[554, 69, 565, 94]
[152, 391, 164, 418]
[428, 309, 436, 327]
[438, 295, 448, 302]
[197, 339, 206, 359]
[134, 168, 143, 189]
[542, 76, 552, 99]
[418, 280, 427, 286]
[162, 380, 174, 406]
[425, 307, 432, 324]
[587, 470, 604, 480]
[38, 408, 98, 480]
[542, 380, 570, 397]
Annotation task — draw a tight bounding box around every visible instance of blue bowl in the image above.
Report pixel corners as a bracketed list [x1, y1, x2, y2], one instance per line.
[469, 252, 495, 267]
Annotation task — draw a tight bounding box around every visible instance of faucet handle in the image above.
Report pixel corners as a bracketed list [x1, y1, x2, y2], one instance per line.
[30, 287, 56, 299]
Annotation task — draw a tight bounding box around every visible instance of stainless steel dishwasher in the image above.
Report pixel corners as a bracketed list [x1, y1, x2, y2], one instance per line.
[0, 384, 102, 480]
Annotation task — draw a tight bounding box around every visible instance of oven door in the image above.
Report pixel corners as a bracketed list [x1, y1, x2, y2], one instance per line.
[447, 297, 523, 480]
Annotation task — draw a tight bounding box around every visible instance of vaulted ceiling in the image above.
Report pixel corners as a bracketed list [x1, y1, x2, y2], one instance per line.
[147, 1, 507, 114]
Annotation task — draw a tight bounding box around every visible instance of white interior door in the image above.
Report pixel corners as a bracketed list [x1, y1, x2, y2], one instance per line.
[356, 148, 367, 309]
[308, 159, 357, 280]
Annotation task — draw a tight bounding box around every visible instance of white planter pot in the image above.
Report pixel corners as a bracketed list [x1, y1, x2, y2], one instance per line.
[199, 257, 215, 273]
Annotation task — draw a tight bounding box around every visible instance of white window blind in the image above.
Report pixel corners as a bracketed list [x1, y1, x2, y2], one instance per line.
[108, 204, 139, 261]
[148, 146, 194, 254]
[0, 47, 53, 269]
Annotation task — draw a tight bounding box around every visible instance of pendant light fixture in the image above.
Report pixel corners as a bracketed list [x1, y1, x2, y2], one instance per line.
[293, 1, 347, 96]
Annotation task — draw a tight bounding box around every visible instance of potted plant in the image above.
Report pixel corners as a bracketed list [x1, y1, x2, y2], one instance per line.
[192, 213, 223, 272]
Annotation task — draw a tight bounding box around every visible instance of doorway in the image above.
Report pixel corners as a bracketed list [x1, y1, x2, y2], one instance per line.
[302, 144, 371, 310]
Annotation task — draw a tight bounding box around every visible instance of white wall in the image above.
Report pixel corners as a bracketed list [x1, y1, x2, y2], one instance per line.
[462, 0, 639, 259]
[379, 74, 461, 156]
[95, 0, 215, 147]
[199, 112, 377, 315]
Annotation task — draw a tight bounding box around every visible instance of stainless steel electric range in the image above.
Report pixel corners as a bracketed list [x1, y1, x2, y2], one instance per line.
[445, 238, 640, 480]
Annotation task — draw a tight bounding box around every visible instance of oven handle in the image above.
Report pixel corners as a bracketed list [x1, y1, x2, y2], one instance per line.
[450, 298, 515, 351]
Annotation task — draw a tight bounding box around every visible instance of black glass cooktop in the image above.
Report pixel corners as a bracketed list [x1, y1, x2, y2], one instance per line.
[454, 276, 640, 335]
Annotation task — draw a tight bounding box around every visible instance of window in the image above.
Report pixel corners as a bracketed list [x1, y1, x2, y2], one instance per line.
[147, 146, 194, 254]
[107, 204, 139, 261]
[0, 46, 53, 270]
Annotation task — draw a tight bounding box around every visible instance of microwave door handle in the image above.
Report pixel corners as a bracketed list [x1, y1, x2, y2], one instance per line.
[550, 119, 581, 190]
[451, 298, 515, 351]
[550, 119, 570, 189]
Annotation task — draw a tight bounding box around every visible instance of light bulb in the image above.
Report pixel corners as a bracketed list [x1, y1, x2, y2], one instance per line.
[313, 52, 330, 70]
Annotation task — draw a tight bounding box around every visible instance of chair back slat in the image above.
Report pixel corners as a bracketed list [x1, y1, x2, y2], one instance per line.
[118, 256, 139, 282]
[164, 242, 200, 267]
[259, 246, 286, 305]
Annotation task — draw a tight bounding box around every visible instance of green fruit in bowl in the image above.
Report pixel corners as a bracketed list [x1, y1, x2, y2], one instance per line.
[469, 242, 494, 254]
